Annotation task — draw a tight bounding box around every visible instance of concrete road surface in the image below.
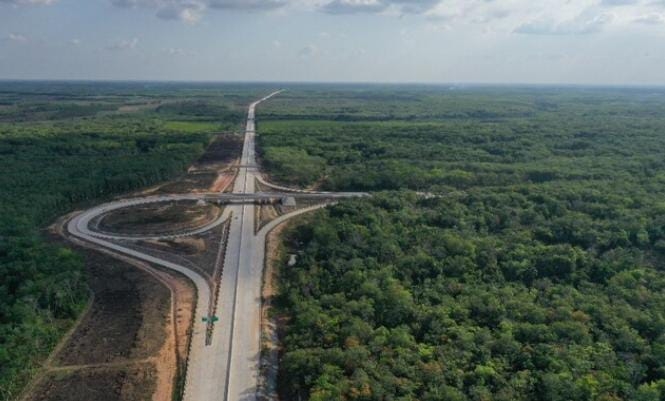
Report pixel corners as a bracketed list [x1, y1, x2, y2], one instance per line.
[212, 93, 277, 401]
[66, 91, 365, 401]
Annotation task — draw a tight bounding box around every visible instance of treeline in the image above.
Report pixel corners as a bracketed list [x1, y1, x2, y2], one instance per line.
[0, 84, 249, 400]
[263, 87, 665, 401]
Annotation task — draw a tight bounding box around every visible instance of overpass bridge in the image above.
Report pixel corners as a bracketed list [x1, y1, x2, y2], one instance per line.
[200, 191, 367, 205]
[65, 91, 369, 401]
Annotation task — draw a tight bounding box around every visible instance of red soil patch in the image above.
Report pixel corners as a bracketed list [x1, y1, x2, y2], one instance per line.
[210, 172, 235, 192]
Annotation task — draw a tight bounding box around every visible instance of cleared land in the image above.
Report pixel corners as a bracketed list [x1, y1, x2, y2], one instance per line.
[155, 133, 245, 194]
[98, 201, 222, 236]
[25, 366, 155, 401]
[54, 251, 169, 365]
[22, 237, 189, 401]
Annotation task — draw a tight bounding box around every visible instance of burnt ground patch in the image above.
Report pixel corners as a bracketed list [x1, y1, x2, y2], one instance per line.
[146, 133, 243, 195]
[195, 133, 244, 167]
[21, 231, 177, 401]
[122, 221, 227, 279]
[97, 201, 221, 236]
[156, 171, 218, 194]
[25, 365, 155, 401]
[55, 246, 170, 365]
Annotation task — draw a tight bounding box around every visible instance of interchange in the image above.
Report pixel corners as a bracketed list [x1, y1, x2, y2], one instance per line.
[65, 92, 366, 401]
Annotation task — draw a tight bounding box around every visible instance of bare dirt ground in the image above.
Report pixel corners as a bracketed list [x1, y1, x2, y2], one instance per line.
[125, 222, 227, 278]
[96, 201, 222, 236]
[127, 134, 243, 197]
[192, 133, 243, 171]
[153, 133, 243, 195]
[142, 237, 207, 255]
[53, 249, 170, 365]
[210, 172, 235, 192]
[25, 365, 156, 401]
[148, 268, 195, 401]
[23, 131, 240, 401]
[22, 223, 196, 401]
[161, 272, 195, 377]
[157, 171, 219, 194]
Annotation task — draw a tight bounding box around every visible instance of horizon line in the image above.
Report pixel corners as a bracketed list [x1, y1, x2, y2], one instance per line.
[1, 78, 665, 90]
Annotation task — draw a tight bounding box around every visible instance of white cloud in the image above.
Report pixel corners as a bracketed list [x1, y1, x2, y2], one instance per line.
[320, 0, 440, 14]
[515, 13, 614, 35]
[166, 47, 184, 55]
[164, 47, 197, 56]
[633, 13, 665, 24]
[109, 0, 289, 22]
[155, 3, 204, 23]
[6, 33, 28, 42]
[106, 37, 139, 50]
[0, 0, 57, 5]
[105, 0, 665, 34]
[321, 0, 386, 14]
[207, 0, 286, 10]
[600, 0, 639, 6]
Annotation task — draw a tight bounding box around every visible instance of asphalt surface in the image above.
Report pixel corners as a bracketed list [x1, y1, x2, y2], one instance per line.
[66, 91, 364, 401]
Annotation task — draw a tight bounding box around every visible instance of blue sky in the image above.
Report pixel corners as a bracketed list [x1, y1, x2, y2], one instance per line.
[1, 0, 665, 84]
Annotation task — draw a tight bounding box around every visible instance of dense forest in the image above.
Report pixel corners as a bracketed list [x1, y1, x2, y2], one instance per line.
[5, 83, 665, 401]
[0, 81, 259, 401]
[259, 86, 665, 401]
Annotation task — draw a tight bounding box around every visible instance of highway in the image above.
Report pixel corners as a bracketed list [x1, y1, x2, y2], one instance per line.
[65, 91, 364, 401]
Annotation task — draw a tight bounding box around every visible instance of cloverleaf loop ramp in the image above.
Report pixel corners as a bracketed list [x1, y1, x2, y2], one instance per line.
[66, 92, 367, 401]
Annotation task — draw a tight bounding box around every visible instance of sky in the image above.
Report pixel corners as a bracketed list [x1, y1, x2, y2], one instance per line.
[1, 0, 665, 84]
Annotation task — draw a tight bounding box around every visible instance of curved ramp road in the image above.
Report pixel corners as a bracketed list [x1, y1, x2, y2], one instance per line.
[66, 91, 366, 401]
[70, 194, 228, 241]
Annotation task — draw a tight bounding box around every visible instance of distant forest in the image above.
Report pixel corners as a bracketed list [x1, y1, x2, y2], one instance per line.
[258, 87, 665, 401]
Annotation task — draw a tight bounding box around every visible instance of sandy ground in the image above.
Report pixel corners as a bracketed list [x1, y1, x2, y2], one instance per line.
[210, 172, 236, 192]
[148, 267, 195, 401]
[166, 271, 196, 369]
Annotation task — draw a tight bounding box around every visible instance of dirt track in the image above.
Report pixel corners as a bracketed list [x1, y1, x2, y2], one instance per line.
[210, 172, 235, 192]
